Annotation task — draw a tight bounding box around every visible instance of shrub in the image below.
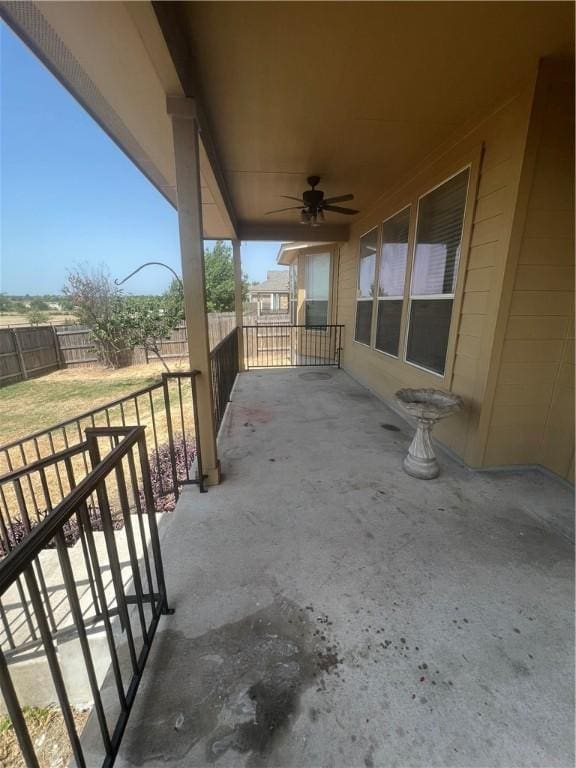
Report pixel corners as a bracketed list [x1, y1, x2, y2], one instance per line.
[146, 436, 196, 512]
[0, 504, 115, 556]
[0, 437, 194, 556]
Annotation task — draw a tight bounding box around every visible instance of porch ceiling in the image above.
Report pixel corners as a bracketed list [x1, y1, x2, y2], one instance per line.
[180, 1, 574, 236]
[3, 2, 573, 242]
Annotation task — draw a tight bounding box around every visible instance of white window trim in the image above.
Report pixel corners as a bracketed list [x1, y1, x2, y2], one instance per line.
[373, 205, 411, 358]
[402, 165, 472, 378]
[304, 249, 332, 328]
[353, 225, 379, 346]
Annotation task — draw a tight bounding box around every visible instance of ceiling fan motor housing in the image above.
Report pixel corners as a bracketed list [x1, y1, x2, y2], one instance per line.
[302, 188, 324, 211]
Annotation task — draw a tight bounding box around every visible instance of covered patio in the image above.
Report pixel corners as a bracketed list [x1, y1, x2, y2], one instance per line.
[0, 3, 573, 766]
[96, 368, 573, 767]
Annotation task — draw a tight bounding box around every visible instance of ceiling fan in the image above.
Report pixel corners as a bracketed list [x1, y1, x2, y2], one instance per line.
[265, 175, 359, 226]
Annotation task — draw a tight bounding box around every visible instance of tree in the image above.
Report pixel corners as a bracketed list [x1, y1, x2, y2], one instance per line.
[64, 267, 130, 367]
[163, 278, 185, 323]
[30, 298, 50, 311]
[64, 267, 185, 370]
[122, 289, 184, 372]
[204, 241, 248, 312]
[26, 308, 49, 325]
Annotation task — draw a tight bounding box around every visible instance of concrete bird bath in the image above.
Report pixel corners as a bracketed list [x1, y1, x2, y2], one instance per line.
[395, 388, 463, 479]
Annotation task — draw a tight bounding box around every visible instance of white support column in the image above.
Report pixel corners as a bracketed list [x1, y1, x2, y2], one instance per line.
[232, 239, 246, 371]
[167, 96, 220, 485]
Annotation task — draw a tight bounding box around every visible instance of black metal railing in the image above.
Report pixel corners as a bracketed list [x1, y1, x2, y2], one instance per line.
[0, 372, 204, 558]
[0, 426, 171, 768]
[243, 324, 343, 369]
[210, 327, 239, 434]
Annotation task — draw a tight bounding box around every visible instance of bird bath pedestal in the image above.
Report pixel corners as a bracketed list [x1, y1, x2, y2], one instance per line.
[395, 389, 463, 479]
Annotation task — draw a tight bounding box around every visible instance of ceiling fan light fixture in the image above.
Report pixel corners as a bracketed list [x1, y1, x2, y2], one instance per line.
[267, 178, 358, 222]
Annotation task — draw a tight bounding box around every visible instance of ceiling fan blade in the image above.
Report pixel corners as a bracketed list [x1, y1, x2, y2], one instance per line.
[323, 205, 359, 215]
[281, 195, 305, 203]
[264, 206, 303, 215]
[323, 193, 354, 205]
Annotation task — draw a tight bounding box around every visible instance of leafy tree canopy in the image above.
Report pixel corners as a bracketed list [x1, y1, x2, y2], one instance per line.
[63, 267, 184, 370]
[204, 241, 248, 312]
[26, 308, 49, 325]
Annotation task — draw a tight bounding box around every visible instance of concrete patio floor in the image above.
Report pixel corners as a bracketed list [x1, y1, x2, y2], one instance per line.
[113, 368, 574, 768]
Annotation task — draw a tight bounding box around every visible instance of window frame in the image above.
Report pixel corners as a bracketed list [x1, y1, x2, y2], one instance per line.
[303, 248, 333, 328]
[348, 145, 481, 386]
[402, 164, 473, 378]
[353, 225, 379, 347]
[373, 204, 412, 360]
[289, 263, 298, 324]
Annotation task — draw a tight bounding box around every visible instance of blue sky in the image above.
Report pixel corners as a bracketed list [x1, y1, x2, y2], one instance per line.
[0, 22, 283, 296]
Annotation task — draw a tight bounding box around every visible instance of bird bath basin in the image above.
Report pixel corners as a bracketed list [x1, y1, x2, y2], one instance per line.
[395, 388, 463, 479]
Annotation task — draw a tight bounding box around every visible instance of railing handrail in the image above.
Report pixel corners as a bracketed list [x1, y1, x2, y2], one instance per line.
[242, 323, 344, 328]
[161, 369, 200, 379]
[0, 381, 164, 454]
[209, 326, 239, 357]
[0, 441, 88, 484]
[0, 427, 142, 590]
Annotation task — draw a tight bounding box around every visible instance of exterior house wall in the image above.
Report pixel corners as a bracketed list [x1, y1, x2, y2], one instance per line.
[484, 63, 575, 481]
[336, 76, 543, 469]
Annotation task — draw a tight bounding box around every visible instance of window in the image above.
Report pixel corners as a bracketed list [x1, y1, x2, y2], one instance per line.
[289, 263, 298, 324]
[354, 228, 378, 345]
[375, 208, 410, 356]
[304, 252, 330, 326]
[406, 169, 470, 375]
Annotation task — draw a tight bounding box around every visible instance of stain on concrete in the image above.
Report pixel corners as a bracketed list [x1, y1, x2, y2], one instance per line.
[122, 598, 341, 765]
[298, 371, 333, 381]
[364, 746, 375, 767]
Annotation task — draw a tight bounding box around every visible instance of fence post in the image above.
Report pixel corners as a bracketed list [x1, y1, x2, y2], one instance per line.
[11, 328, 27, 381]
[51, 325, 64, 370]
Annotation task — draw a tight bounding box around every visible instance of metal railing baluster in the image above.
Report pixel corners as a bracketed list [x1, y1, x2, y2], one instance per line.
[24, 564, 87, 768]
[54, 529, 113, 757]
[0, 648, 39, 767]
[239, 325, 343, 369]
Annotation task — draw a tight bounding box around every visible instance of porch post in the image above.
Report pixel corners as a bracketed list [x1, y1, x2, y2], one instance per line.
[232, 239, 246, 371]
[167, 96, 220, 486]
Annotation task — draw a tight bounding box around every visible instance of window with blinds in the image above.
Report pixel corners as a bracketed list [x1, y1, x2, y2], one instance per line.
[375, 207, 410, 356]
[354, 227, 378, 345]
[304, 252, 330, 326]
[406, 169, 470, 374]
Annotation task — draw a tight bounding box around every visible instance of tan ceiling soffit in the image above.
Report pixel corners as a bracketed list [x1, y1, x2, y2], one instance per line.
[0, 1, 178, 208]
[152, 0, 238, 238]
[0, 1, 235, 239]
[239, 222, 349, 243]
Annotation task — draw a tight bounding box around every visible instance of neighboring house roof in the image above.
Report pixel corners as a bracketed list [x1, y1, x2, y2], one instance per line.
[249, 270, 289, 293]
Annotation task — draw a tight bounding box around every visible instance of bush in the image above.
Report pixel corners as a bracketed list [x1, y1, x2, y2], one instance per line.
[0, 504, 114, 556]
[146, 436, 196, 512]
[0, 437, 194, 556]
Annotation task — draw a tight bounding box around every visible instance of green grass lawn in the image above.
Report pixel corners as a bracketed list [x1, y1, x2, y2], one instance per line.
[0, 363, 174, 445]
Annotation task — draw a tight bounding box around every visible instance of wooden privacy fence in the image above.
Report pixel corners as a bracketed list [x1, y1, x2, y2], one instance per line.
[0, 312, 258, 384]
[0, 326, 61, 386]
